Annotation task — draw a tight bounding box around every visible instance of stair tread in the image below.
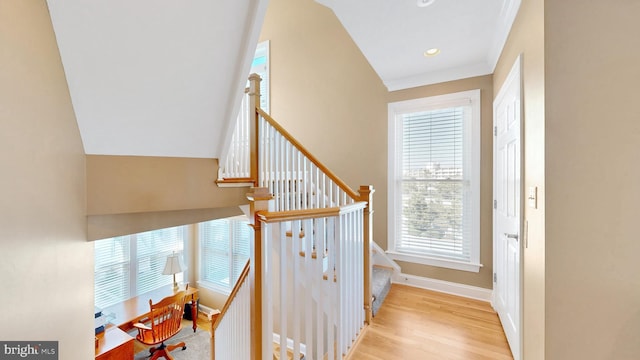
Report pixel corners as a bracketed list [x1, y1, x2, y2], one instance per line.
[371, 267, 393, 317]
[371, 267, 392, 298]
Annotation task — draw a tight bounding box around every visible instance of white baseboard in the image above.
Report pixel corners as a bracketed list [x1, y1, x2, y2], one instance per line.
[371, 242, 401, 272]
[392, 272, 493, 302]
[199, 304, 221, 320]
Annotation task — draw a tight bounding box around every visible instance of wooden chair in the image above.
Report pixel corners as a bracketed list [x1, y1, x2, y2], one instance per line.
[134, 291, 188, 360]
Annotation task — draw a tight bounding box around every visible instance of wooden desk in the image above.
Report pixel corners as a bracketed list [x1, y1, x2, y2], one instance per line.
[95, 327, 133, 360]
[103, 284, 199, 333]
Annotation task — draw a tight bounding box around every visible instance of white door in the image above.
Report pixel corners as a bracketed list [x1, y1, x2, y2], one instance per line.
[493, 55, 522, 360]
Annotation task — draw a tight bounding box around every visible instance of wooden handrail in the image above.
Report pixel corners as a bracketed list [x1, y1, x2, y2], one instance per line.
[257, 202, 367, 223]
[212, 259, 251, 331]
[215, 177, 257, 185]
[256, 107, 360, 200]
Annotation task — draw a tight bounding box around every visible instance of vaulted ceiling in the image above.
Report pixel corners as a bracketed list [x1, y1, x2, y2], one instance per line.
[46, 0, 518, 159]
[47, 0, 268, 158]
[318, 0, 521, 90]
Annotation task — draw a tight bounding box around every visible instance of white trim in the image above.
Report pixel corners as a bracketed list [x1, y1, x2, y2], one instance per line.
[487, 0, 522, 72]
[198, 304, 221, 321]
[387, 89, 481, 272]
[492, 53, 524, 360]
[385, 63, 492, 91]
[372, 241, 401, 273]
[387, 251, 482, 273]
[392, 272, 493, 303]
[216, 0, 270, 161]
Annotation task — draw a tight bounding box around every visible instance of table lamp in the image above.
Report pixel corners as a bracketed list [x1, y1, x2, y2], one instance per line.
[162, 253, 184, 291]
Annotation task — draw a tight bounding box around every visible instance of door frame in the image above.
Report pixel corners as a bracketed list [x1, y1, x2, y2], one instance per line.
[492, 54, 524, 360]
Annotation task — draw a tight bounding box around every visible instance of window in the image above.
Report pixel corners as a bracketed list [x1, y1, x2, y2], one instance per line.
[94, 226, 187, 309]
[387, 89, 481, 272]
[198, 216, 251, 293]
[251, 40, 269, 113]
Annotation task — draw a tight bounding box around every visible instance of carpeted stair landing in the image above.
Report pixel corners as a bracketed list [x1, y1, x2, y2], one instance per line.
[371, 267, 393, 317]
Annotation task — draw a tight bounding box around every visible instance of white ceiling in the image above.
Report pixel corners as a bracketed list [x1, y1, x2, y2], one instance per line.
[46, 0, 518, 159]
[47, 0, 267, 158]
[317, 0, 521, 91]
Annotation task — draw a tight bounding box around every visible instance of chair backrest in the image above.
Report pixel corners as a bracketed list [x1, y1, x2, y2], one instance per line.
[148, 291, 187, 343]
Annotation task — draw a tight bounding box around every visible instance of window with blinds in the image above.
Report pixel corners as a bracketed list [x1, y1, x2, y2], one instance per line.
[94, 237, 130, 309]
[94, 226, 187, 309]
[250, 40, 269, 113]
[198, 216, 250, 293]
[388, 89, 481, 272]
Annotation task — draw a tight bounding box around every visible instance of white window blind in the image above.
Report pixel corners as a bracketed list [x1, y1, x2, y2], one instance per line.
[388, 90, 481, 272]
[94, 236, 130, 309]
[136, 226, 186, 295]
[400, 107, 470, 260]
[94, 226, 187, 309]
[199, 217, 250, 292]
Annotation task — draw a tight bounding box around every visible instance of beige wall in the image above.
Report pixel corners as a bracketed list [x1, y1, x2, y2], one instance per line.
[87, 155, 249, 308]
[87, 155, 248, 216]
[545, 1, 640, 358]
[261, 0, 496, 289]
[388, 75, 494, 289]
[260, 0, 389, 254]
[493, 0, 546, 358]
[86, 155, 248, 239]
[0, 1, 94, 358]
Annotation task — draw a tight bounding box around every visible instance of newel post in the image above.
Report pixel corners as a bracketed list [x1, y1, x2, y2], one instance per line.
[248, 74, 262, 184]
[358, 185, 375, 324]
[247, 187, 273, 360]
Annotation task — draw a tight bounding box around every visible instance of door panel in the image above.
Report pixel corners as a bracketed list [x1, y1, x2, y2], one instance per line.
[493, 55, 522, 360]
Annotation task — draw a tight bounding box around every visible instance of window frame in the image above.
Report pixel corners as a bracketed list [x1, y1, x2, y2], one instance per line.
[197, 216, 251, 295]
[387, 89, 482, 272]
[251, 40, 270, 113]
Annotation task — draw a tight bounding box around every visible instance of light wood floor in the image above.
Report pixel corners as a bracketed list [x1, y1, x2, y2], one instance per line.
[348, 284, 513, 360]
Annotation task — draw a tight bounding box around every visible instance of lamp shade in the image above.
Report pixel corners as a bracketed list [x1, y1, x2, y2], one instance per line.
[162, 253, 184, 275]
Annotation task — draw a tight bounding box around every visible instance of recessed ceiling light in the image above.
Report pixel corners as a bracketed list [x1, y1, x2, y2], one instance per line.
[424, 48, 440, 57]
[417, 0, 436, 8]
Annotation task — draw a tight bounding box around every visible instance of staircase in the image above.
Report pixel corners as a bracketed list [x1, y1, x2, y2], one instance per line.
[211, 74, 375, 360]
[371, 267, 393, 317]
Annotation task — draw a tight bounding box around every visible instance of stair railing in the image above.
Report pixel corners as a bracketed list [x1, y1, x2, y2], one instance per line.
[247, 73, 374, 321]
[218, 74, 375, 359]
[218, 87, 252, 183]
[211, 260, 251, 360]
[255, 199, 367, 360]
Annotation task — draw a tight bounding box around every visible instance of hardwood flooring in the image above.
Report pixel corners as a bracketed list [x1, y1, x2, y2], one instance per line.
[132, 285, 513, 359]
[348, 284, 513, 360]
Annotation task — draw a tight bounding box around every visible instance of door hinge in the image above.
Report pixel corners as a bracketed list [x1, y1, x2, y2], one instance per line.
[493, 273, 497, 283]
[493, 200, 497, 209]
[494, 126, 497, 136]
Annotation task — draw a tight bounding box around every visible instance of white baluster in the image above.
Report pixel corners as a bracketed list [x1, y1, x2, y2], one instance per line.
[315, 218, 324, 360]
[291, 219, 301, 360]
[303, 218, 313, 360]
[279, 223, 288, 360]
[264, 223, 274, 360]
